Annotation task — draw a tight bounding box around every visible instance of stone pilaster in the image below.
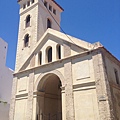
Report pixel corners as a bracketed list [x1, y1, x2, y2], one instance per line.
[9, 77, 18, 120]
[64, 43, 75, 120]
[102, 51, 116, 120]
[63, 42, 71, 57]
[64, 61, 75, 120]
[26, 72, 34, 120]
[30, 54, 35, 68]
[92, 50, 115, 120]
[39, 94, 45, 120]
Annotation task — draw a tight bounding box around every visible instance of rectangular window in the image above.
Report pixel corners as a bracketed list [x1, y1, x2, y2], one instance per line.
[44, 1, 47, 8]
[49, 5, 52, 11]
[39, 52, 42, 65]
[53, 9, 56, 15]
[23, 4, 26, 9]
[31, 0, 34, 4]
[27, 1, 30, 7]
[114, 69, 119, 85]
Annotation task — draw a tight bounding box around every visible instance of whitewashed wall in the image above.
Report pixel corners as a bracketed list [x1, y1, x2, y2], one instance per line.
[0, 38, 13, 120]
[0, 103, 9, 120]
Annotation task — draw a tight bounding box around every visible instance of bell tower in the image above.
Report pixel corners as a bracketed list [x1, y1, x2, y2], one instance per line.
[16, 0, 63, 71]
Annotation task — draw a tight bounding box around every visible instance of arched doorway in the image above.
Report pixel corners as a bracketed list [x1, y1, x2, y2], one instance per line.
[37, 73, 62, 120]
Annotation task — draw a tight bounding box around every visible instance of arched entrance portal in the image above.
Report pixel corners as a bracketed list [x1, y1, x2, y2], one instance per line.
[37, 73, 62, 120]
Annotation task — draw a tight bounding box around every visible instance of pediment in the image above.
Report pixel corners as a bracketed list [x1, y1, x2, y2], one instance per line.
[17, 29, 95, 72]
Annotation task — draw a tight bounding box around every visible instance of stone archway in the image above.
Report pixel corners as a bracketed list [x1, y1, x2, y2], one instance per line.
[36, 73, 62, 120]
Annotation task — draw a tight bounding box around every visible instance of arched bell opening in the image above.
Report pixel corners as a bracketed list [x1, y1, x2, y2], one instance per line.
[36, 73, 62, 120]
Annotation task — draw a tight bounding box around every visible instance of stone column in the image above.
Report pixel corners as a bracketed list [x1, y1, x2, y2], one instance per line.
[39, 93, 45, 120]
[64, 43, 75, 120]
[9, 77, 18, 120]
[92, 50, 115, 120]
[35, 53, 39, 67]
[42, 49, 46, 65]
[32, 96, 37, 120]
[52, 44, 57, 62]
[32, 92, 45, 120]
[26, 72, 34, 120]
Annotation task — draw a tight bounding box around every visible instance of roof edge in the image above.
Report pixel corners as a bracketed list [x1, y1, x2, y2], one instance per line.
[17, 0, 64, 11]
[101, 47, 120, 66]
[51, 0, 64, 11]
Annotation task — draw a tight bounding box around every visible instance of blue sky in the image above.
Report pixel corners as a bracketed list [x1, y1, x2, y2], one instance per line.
[0, 0, 120, 70]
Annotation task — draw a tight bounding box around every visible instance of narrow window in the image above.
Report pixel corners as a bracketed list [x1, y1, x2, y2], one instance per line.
[23, 4, 26, 9]
[49, 5, 52, 11]
[47, 47, 52, 63]
[53, 9, 56, 15]
[57, 44, 61, 59]
[36, 114, 38, 120]
[24, 34, 29, 47]
[44, 1, 47, 8]
[31, 0, 34, 4]
[26, 15, 30, 28]
[27, 1, 30, 6]
[39, 51, 42, 65]
[114, 69, 119, 85]
[47, 19, 51, 29]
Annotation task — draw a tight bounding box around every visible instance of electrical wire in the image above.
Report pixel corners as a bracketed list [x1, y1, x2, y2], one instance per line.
[41, 0, 83, 49]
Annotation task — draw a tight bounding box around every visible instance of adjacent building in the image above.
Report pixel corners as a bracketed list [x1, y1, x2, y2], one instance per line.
[9, 0, 120, 120]
[0, 38, 13, 120]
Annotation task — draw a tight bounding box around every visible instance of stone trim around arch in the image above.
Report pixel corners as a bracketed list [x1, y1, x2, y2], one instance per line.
[34, 70, 65, 92]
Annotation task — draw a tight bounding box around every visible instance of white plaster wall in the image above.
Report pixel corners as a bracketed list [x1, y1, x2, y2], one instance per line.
[72, 54, 95, 85]
[0, 66, 13, 103]
[0, 38, 7, 67]
[16, 76, 29, 95]
[14, 99, 27, 120]
[74, 89, 99, 120]
[0, 103, 9, 120]
[0, 38, 13, 120]
[0, 38, 13, 103]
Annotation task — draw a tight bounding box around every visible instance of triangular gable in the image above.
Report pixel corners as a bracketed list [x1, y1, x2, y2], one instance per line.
[16, 29, 96, 72]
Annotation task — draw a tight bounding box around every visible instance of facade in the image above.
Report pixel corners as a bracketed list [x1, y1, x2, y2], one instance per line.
[0, 38, 13, 120]
[9, 0, 120, 120]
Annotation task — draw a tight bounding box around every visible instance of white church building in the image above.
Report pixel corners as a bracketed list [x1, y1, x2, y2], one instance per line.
[9, 0, 120, 120]
[0, 38, 13, 120]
